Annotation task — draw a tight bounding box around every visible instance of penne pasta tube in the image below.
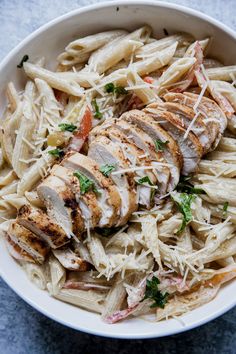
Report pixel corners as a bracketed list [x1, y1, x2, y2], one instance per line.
[17, 151, 54, 196]
[47, 255, 66, 295]
[54, 71, 100, 88]
[206, 65, 236, 81]
[24, 62, 84, 96]
[58, 30, 128, 67]
[6, 82, 20, 112]
[156, 57, 196, 92]
[0, 168, 17, 187]
[87, 26, 151, 74]
[102, 274, 127, 319]
[126, 71, 161, 105]
[131, 42, 178, 76]
[12, 81, 37, 178]
[54, 288, 106, 313]
[0, 181, 18, 197]
[211, 80, 236, 111]
[198, 160, 236, 178]
[87, 233, 110, 274]
[22, 262, 48, 290]
[135, 33, 193, 58]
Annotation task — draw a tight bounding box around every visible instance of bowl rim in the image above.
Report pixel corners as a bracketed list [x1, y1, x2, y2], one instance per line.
[1, 0, 236, 339]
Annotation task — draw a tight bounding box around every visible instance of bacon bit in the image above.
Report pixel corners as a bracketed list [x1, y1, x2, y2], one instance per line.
[143, 76, 154, 84]
[104, 305, 138, 324]
[127, 94, 143, 110]
[54, 89, 69, 106]
[67, 106, 92, 152]
[171, 41, 203, 93]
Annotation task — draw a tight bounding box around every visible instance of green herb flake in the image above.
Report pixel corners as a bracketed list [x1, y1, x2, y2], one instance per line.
[92, 99, 102, 120]
[176, 175, 206, 195]
[73, 171, 99, 195]
[104, 82, 128, 95]
[104, 83, 115, 93]
[48, 148, 65, 158]
[17, 55, 29, 68]
[142, 276, 169, 309]
[100, 164, 116, 177]
[154, 139, 169, 151]
[172, 192, 195, 234]
[223, 201, 229, 216]
[137, 176, 154, 186]
[58, 123, 77, 132]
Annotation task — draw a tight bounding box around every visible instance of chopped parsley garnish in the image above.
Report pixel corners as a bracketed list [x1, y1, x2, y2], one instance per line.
[104, 82, 128, 95]
[73, 171, 99, 194]
[100, 164, 116, 177]
[48, 148, 64, 158]
[17, 54, 29, 68]
[92, 99, 102, 119]
[137, 176, 154, 186]
[154, 139, 169, 151]
[142, 276, 169, 308]
[172, 192, 196, 235]
[58, 123, 77, 132]
[223, 201, 229, 216]
[176, 175, 206, 195]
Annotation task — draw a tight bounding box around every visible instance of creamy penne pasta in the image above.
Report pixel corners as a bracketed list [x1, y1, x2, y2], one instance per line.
[1, 26, 236, 325]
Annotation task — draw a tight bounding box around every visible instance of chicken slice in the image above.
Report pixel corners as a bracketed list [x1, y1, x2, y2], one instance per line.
[144, 106, 203, 175]
[163, 92, 220, 148]
[17, 205, 69, 249]
[51, 164, 100, 229]
[91, 124, 167, 207]
[37, 175, 82, 239]
[88, 135, 138, 225]
[159, 100, 212, 153]
[5, 235, 35, 263]
[52, 248, 90, 271]
[8, 221, 49, 264]
[184, 92, 227, 147]
[121, 110, 182, 189]
[62, 152, 121, 227]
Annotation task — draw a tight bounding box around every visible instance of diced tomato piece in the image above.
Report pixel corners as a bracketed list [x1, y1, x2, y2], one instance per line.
[143, 76, 154, 84]
[68, 106, 92, 152]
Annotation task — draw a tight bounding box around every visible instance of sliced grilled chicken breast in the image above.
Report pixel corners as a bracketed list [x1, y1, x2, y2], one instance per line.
[92, 125, 158, 207]
[62, 152, 121, 227]
[5, 235, 35, 263]
[51, 164, 101, 228]
[121, 110, 182, 189]
[144, 106, 203, 175]
[164, 92, 226, 149]
[17, 205, 69, 249]
[88, 135, 138, 225]
[184, 92, 227, 148]
[114, 120, 171, 194]
[52, 248, 90, 271]
[158, 100, 212, 153]
[37, 175, 81, 239]
[8, 222, 49, 264]
[163, 92, 220, 148]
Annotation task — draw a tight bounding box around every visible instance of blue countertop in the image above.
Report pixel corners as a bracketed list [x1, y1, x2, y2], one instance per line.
[1, 0, 236, 353]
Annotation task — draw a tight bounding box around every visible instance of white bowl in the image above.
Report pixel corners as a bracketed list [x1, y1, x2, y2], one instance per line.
[1, 0, 236, 339]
